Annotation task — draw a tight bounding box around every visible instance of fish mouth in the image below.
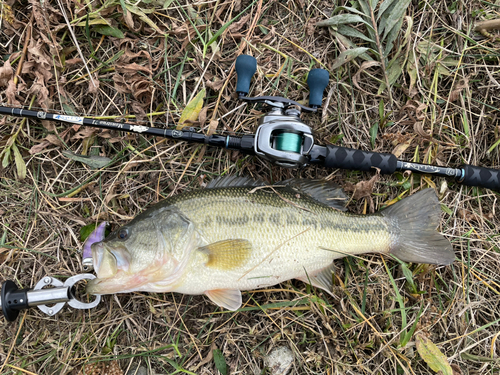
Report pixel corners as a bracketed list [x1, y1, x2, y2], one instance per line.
[91, 242, 118, 279]
[86, 269, 150, 295]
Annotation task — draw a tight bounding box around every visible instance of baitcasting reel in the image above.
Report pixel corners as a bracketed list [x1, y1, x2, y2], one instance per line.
[235, 55, 329, 168]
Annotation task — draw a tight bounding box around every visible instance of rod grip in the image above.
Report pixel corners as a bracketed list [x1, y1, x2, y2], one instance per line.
[324, 145, 398, 174]
[460, 164, 500, 191]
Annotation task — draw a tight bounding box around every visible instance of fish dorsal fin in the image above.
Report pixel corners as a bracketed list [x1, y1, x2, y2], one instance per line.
[205, 289, 242, 311]
[199, 239, 252, 270]
[206, 176, 265, 189]
[297, 263, 335, 296]
[279, 179, 347, 211]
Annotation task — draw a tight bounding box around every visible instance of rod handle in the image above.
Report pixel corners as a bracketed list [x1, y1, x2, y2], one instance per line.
[460, 164, 500, 191]
[324, 145, 398, 174]
[235, 55, 257, 96]
[307, 69, 329, 108]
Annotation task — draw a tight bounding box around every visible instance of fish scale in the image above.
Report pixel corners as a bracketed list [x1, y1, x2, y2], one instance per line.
[165, 187, 391, 293]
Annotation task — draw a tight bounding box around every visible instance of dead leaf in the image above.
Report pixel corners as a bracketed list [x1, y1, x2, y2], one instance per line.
[72, 127, 96, 140]
[65, 58, 83, 65]
[416, 334, 453, 375]
[6, 79, 21, 106]
[392, 135, 416, 158]
[29, 141, 52, 154]
[177, 89, 206, 130]
[45, 134, 63, 147]
[206, 77, 225, 91]
[414, 122, 433, 141]
[228, 14, 251, 33]
[208, 119, 218, 136]
[306, 17, 320, 36]
[88, 73, 100, 94]
[344, 172, 380, 213]
[448, 77, 469, 102]
[353, 61, 381, 92]
[0, 60, 14, 86]
[198, 107, 208, 127]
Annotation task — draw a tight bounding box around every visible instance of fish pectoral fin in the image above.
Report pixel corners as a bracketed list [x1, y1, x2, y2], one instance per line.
[297, 264, 335, 297]
[205, 289, 242, 311]
[199, 239, 252, 270]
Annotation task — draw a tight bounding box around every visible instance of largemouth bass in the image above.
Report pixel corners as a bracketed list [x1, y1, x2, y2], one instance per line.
[87, 177, 454, 310]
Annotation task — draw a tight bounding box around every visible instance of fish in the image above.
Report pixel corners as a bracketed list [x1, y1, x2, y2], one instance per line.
[86, 177, 454, 310]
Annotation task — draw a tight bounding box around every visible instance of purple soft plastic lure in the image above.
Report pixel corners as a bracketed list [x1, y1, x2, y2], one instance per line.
[82, 222, 107, 271]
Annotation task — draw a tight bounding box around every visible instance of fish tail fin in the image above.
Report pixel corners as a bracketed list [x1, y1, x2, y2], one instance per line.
[381, 189, 454, 265]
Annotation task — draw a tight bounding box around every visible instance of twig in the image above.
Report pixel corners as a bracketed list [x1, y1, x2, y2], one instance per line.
[14, 15, 33, 86]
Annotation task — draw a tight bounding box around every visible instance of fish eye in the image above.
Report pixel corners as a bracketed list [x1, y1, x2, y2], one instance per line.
[118, 228, 129, 240]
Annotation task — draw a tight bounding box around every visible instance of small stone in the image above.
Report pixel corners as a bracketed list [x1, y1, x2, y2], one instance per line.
[264, 346, 294, 375]
[126, 364, 148, 375]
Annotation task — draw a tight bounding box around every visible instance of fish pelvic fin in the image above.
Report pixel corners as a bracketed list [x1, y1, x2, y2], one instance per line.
[205, 289, 242, 311]
[199, 239, 252, 270]
[297, 263, 335, 296]
[381, 189, 455, 265]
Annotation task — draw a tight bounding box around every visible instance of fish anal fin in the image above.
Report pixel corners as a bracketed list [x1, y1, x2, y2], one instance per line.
[205, 289, 242, 311]
[297, 264, 335, 297]
[200, 239, 252, 270]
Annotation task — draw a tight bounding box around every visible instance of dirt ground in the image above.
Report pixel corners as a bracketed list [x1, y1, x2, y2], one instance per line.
[0, 0, 499, 374]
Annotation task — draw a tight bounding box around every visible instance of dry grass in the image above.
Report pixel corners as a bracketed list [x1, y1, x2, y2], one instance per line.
[1, 0, 499, 374]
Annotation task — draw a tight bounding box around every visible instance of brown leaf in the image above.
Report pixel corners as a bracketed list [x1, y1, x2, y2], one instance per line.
[206, 77, 225, 91]
[88, 74, 100, 94]
[0, 60, 14, 86]
[344, 173, 380, 213]
[345, 173, 380, 200]
[306, 17, 319, 36]
[72, 127, 96, 140]
[448, 77, 469, 102]
[116, 62, 152, 75]
[228, 14, 251, 33]
[29, 141, 52, 154]
[45, 134, 63, 146]
[130, 101, 147, 123]
[65, 58, 83, 65]
[353, 61, 381, 92]
[207, 119, 218, 136]
[392, 135, 416, 158]
[198, 107, 208, 127]
[41, 120, 56, 132]
[414, 122, 433, 141]
[5, 79, 21, 106]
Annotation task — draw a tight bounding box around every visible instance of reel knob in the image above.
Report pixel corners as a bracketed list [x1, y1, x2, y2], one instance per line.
[307, 68, 329, 108]
[235, 55, 257, 97]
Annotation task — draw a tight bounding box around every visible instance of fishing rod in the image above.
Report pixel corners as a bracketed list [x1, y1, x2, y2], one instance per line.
[1, 54, 499, 192]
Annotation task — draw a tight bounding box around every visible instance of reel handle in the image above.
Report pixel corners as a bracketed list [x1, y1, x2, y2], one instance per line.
[307, 69, 329, 108]
[235, 55, 257, 97]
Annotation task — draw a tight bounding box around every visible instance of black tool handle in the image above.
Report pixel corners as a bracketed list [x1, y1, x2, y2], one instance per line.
[307, 69, 329, 108]
[1, 280, 29, 322]
[235, 55, 257, 96]
[324, 145, 398, 174]
[461, 164, 500, 191]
